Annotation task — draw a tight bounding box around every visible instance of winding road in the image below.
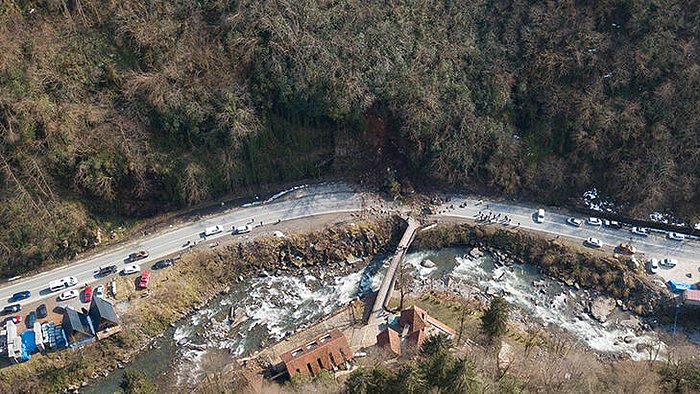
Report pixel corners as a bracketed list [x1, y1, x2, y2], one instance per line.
[2, 183, 699, 310]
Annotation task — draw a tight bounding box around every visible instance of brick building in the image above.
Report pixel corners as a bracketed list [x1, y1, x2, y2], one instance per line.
[280, 328, 351, 378]
[377, 305, 455, 356]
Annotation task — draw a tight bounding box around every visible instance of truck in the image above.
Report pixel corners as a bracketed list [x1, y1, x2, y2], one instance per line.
[48, 276, 77, 292]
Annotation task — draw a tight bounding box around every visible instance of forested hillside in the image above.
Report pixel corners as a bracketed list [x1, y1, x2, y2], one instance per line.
[1, 0, 699, 275]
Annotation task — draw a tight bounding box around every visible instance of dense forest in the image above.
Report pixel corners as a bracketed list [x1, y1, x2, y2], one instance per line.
[1, 0, 699, 275]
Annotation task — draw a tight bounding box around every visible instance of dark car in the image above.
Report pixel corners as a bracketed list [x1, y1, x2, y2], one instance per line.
[95, 265, 118, 277]
[26, 311, 36, 328]
[127, 250, 149, 262]
[3, 304, 21, 314]
[36, 304, 47, 319]
[152, 259, 174, 270]
[9, 290, 31, 303]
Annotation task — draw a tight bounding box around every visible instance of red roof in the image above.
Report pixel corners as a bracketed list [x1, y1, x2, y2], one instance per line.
[684, 289, 700, 302]
[377, 328, 401, 356]
[399, 305, 428, 332]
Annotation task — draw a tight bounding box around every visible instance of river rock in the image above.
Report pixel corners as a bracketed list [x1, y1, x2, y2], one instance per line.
[498, 341, 514, 366]
[619, 315, 643, 331]
[421, 259, 436, 268]
[590, 297, 616, 322]
[469, 248, 484, 258]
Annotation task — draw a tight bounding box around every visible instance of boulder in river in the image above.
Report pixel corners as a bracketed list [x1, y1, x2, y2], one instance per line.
[469, 248, 484, 259]
[589, 296, 616, 323]
[421, 259, 436, 268]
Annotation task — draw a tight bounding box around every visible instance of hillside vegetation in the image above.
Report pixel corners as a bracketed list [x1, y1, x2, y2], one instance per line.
[1, 0, 699, 275]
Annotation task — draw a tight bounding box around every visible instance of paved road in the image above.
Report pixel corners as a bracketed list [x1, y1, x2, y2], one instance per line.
[4, 183, 700, 311]
[0, 183, 367, 307]
[436, 198, 700, 282]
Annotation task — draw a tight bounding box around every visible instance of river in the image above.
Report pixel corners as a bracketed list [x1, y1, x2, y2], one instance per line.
[87, 247, 664, 393]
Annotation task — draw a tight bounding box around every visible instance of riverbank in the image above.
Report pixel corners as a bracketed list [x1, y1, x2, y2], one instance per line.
[0, 214, 402, 393]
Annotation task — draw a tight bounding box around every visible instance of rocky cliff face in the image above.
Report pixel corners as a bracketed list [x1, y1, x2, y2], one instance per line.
[200, 217, 405, 283]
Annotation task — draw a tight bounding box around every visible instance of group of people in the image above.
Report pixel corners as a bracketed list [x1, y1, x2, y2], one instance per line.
[476, 210, 518, 227]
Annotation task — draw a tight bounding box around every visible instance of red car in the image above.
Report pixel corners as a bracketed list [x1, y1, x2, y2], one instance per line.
[138, 271, 150, 289]
[83, 286, 93, 303]
[5, 315, 21, 324]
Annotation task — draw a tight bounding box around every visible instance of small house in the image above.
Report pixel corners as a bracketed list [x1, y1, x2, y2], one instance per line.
[88, 297, 121, 339]
[62, 308, 94, 347]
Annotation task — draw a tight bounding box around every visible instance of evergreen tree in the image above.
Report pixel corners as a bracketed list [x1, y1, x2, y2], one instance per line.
[481, 296, 510, 341]
[395, 362, 428, 394]
[449, 358, 481, 394]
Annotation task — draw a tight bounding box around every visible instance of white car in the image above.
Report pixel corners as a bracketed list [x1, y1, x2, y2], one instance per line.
[204, 225, 223, 236]
[58, 290, 79, 301]
[602, 219, 622, 228]
[584, 237, 602, 248]
[668, 232, 685, 241]
[567, 218, 583, 227]
[586, 217, 602, 226]
[233, 225, 252, 234]
[534, 209, 545, 224]
[95, 285, 105, 298]
[648, 258, 659, 274]
[122, 264, 140, 275]
[631, 227, 649, 237]
[660, 258, 678, 268]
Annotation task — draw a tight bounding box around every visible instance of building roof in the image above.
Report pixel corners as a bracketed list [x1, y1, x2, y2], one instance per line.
[376, 327, 401, 356]
[684, 289, 700, 302]
[280, 328, 347, 364]
[63, 308, 94, 338]
[399, 305, 427, 333]
[88, 297, 119, 326]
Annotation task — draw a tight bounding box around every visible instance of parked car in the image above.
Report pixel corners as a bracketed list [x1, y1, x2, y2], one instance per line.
[58, 290, 79, 301]
[618, 243, 637, 254]
[648, 258, 659, 274]
[36, 304, 47, 319]
[152, 259, 174, 270]
[534, 209, 545, 224]
[603, 219, 622, 229]
[122, 264, 140, 275]
[584, 237, 602, 248]
[660, 258, 678, 268]
[586, 217, 602, 226]
[95, 265, 118, 277]
[127, 250, 149, 262]
[83, 286, 93, 303]
[631, 227, 649, 237]
[139, 271, 150, 289]
[566, 218, 582, 227]
[668, 232, 685, 241]
[26, 311, 36, 328]
[5, 315, 21, 324]
[8, 290, 31, 303]
[3, 304, 21, 314]
[95, 285, 105, 298]
[204, 225, 223, 236]
[233, 225, 252, 234]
